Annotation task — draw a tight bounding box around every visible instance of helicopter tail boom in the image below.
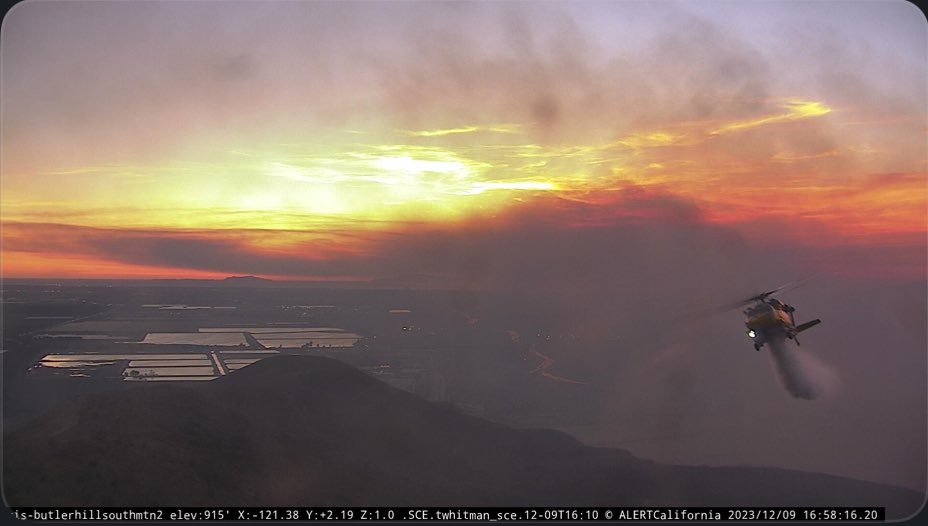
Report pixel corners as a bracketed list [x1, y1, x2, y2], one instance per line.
[795, 319, 822, 333]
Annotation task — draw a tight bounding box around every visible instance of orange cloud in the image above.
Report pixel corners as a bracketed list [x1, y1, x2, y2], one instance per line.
[2, 251, 228, 280]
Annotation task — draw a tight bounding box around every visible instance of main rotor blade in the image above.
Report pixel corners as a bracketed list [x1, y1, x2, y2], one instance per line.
[701, 295, 758, 314]
[761, 272, 820, 299]
[710, 272, 820, 314]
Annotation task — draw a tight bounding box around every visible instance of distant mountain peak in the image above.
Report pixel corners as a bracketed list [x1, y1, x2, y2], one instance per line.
[222, 275, 272, 284]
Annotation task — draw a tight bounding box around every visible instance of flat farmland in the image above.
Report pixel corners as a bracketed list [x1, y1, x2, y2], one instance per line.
[3, 280, 598, 438]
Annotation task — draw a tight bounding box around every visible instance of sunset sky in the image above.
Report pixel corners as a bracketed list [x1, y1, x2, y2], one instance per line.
[2, 0, 925, 281]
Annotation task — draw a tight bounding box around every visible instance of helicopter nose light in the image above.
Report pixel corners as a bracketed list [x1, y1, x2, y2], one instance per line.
[747, 329, 757, 339]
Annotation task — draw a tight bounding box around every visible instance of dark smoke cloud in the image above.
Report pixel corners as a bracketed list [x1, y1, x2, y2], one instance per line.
[8, 2, 918, 171]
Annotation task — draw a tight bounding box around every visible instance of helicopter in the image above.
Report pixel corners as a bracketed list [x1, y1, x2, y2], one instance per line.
[731, 285, 821, 351]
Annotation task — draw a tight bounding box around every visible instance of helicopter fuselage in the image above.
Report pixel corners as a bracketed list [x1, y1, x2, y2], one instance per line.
[744, 300, 794, 350]
[733, 283, 821, 351]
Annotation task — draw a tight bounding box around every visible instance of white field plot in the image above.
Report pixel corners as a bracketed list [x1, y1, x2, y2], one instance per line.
[141, 332, 248, 346]
[199, 327, 361, 348]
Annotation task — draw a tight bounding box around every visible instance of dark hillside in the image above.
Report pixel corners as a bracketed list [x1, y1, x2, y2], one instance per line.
[3, 356, 922, 516]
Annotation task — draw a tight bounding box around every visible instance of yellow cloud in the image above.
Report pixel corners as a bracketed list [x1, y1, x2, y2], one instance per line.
[616, 131, 685, 149]
[403, 126, 479, 137]
[710, 98, 833, 135]
[462, 180, 559, 195]
[400, 123, 522, 137]
[770, 150, 840, 163]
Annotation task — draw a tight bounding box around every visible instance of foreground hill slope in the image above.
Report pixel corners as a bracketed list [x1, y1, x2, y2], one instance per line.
[3, 356, 923, 516]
